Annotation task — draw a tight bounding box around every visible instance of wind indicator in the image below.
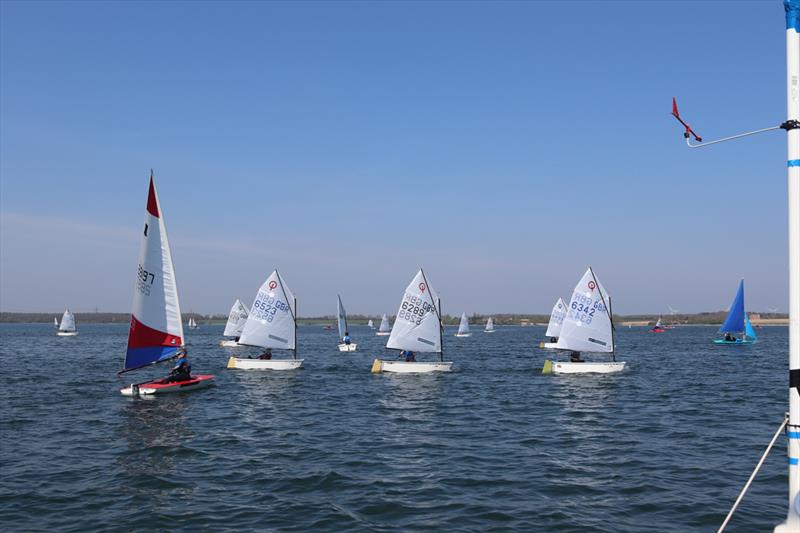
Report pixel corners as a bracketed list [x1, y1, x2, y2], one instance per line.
[672, 2, 800, 531]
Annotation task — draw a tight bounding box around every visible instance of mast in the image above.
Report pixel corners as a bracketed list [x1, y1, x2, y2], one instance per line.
[294, 297, 298, 360]
[588, 267, 615, 361]
[779, 1, 800, 530]
[438, 298, 443, 362]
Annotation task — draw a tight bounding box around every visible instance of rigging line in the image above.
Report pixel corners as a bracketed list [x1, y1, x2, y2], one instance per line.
[686, 125, 781, 148]
[717, 413, 789, 533]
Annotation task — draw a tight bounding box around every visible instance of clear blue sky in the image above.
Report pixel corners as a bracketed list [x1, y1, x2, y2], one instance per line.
[0, 0, 791, 316]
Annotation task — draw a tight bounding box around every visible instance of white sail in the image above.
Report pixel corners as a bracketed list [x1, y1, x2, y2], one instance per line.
[188, 317, 196, 328]
[555, 268, 614, 353]
[239, 270, 296, 350]
[54, 317, 59, 328]
[544, 297, 568, 338]
[368, 319, 374, 328]
[223, 299, 249, 337]
[386, 269, 442, 353]
[59, 309, 76, 332]
[378, 314, 390, 333]
[457, 312, 470, 334]
[337, 295, 348, 340]
[485, 317, 494, 331]
[655, 317, 663, 328]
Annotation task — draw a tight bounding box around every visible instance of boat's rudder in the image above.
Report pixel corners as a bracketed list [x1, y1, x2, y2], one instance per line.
[542, 360, 553, 374]
[371, 359, 383, 373]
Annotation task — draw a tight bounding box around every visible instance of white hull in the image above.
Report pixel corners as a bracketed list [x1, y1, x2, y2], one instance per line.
[454, 333, 472, 337]
[543, 360, 626, 374]
[338, 343, 357, 352]
[484, 330, 495, 333]
[57, 331, 78, 336]
[220, 339, 242, 347]
[371, 359, 453, 373]
[539, 341, 559, 349]
[376, 331, 391, 336]
[227, 357, 303, 370]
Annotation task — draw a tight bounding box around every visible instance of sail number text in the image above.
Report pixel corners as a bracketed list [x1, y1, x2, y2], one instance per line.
[398, 295, 434, 326]
[252, 291, 290, 323]
[137, 264, 155, 296]
[568, 292, 606, 325]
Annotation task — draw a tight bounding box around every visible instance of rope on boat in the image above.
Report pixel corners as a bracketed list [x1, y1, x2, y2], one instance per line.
[717, 413, 789, 533]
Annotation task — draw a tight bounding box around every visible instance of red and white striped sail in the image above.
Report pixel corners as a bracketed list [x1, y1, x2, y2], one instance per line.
[123, 173, 184, 372]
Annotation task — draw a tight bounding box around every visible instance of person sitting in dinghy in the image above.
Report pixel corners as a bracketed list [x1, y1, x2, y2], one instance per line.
[724, 332, 735, 342]
[569, 351, 584, 363]
[343, 332, 351, 345]
[401, 350, 416, 362]
[259, 348, 272, 360]
[164, 350, 191, 382]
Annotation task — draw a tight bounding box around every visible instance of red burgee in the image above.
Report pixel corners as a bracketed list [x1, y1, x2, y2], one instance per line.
[128, 314, 181, 349]
[147, 174, 160, 218]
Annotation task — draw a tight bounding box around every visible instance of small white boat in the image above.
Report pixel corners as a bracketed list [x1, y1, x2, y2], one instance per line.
[56, 309, 78, 336]
[53, 317, 59, 329]
[538, 297, 566, 349]
[375, 313, 391, 336]
[454, 312, 472, 337]
[372, 269, 453, 374]
[119, 172, 214, 395]
[227, 270, 303, 370]
[367, 319, 375, 329]
[484, 317, 495, 333]
[336, 294, 357, 352]
[187, 316, 199, 329]
[220, 298, 248, 347]
[542, 267, 625, 375]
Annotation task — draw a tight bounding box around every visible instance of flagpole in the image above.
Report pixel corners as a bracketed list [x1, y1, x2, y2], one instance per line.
[777, 1, 800, 531]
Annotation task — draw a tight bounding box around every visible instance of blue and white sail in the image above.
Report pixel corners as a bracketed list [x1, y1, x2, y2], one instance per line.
[719, 279, 746, 334]
[744, 313, 758, 341]
[544, 297, 567, 339]
[223, 299, 249, 337]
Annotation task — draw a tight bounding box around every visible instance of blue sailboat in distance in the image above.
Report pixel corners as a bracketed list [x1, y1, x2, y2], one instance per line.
[713, 279, 757, 345]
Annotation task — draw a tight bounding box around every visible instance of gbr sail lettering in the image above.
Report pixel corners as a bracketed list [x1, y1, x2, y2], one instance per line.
[252, 290, 290, 323]
[398, 294, 435, 326]
[568, 291, 606, 325]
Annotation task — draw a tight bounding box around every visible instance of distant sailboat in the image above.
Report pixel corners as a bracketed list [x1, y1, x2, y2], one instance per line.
[376, 313, 391, 336]
[650, 316, 666, 333]
[714, 279, 757, 345]
[337, 295, 357, 352]
[542, 268, 626, 374]
[371, 269, 452, 373]
[484, 317, 495, 333]
[368, 319, 375, 329]
[454, 312, 472, 337]
[120, 172, 214, 396]
[220, 299, 248, 347]
[56, 308, 78, 336]
[228, 270, 303, 370]
[539, 298, 567, 349]
[188, 316, 199, 329]
[53, 317, 59, 329]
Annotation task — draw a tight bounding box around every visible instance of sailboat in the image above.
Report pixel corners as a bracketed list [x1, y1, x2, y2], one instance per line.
[484, 317, 495, 333]
[187, 316, 199, 329]
[376, 313, 391, 336]
[53, 317, 59, 329]
[371, 269, 452, 373]
[56, 308, 78, 336]
[650, 316, 666, 333]
[368, 319, 375, 329]
[542, 267, 625, 374]
[713, 279, 757, 345]
[220, 299, 248, 347]
[119, 173, 214, 396]
[454, 312, 471, 337]
[336, 295, 357, 352]
[539, 297, 567, 349]
[227, 270, 303, 370]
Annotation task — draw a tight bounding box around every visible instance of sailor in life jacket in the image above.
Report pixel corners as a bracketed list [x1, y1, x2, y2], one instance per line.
[343, 332, 351, 345]
[167, 349, 191, 382]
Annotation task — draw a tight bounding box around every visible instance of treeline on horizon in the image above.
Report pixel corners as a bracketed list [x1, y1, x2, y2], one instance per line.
[3, 311, 788, 325]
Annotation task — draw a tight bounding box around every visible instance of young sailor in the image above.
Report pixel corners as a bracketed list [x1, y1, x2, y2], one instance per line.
[343, 332, 352, 345]
[164, 350, 191, 382]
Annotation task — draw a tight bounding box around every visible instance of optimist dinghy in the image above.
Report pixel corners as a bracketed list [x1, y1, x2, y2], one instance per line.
[713, 279, 757, 345]
[220, 299, 248, 347]
[371, 269, 452, 373]
[53, 317, 59, 329]
[454, 312, 472, 337]
[56, 309, 78, 336]
[227, 270, 303, 370]
[542, 268, 625, 374]
[539, 298, 566, 349]
[368, 319, 375, 329]
[119, 172, 214, 396]
[484, 317, 495, 333]
[650, 317, 666, 333]
[336, 295, 357, 352]
[376, 313, 391, 336]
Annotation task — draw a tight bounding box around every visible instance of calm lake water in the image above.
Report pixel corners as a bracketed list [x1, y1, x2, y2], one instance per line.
[0, 323, 791, 531]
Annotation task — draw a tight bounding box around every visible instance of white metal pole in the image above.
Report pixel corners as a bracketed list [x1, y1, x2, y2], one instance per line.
[777, 1, 800, 531]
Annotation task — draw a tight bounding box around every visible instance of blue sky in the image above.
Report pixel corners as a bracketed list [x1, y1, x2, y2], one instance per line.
[0, 0, 791, 316]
